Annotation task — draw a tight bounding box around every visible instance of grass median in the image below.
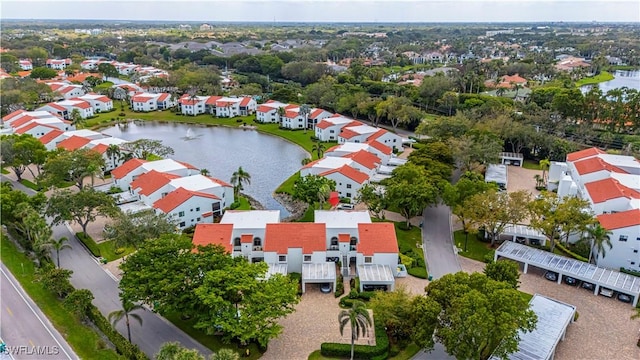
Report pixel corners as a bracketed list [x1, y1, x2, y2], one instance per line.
[0, 236, 121, 360]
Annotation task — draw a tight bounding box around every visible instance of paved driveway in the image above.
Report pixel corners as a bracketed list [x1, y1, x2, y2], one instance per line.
[459, 257, 640, 360]
[422, 204, 461, 279]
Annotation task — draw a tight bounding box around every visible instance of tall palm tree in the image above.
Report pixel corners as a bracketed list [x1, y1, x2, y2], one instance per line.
[200, 168, 211, 176]
[230, 167, 251, 197]
[47, 236, 72, 268]
[539, 159, 550, 183]
[277, 107, 286, 126]
[299, 104, 311, 133]
[108, 300, 144, 343]
[339, 301, 372, 360]
[586, 224, 613, 263]
[106, 144, 121, 169]
[312, 141, 326, 159]
[496, 87, 506, 97]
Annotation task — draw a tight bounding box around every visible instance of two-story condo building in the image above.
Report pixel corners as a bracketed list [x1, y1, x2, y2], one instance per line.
[19, 59, 33, 70]
[192, 210, 400, 293]
[548, 147, 640, 270]
[2, 110, 74, 138]
[339, 125, 403, 151]
[315, 116, 362, 141]
[78, 93, 114, 113]
[130, 93, 176, 112]
[47, 82, 85, 100]
[46, 58, 72, 70]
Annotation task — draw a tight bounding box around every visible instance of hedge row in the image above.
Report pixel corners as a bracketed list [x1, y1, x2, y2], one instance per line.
[87, 305, 148, 360]
[555, 243, 588, 262]
[335, 274, 345, 298]
[76, 232, 101, 257]
[339, 290, 377, 308]
[320, 321, 389, 360]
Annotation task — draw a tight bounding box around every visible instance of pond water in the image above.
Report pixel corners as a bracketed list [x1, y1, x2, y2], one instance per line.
[581, 70, 640, 93]
[102, 121, 308, 217]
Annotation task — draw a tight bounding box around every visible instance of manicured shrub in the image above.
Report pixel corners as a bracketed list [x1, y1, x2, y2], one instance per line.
[76, 232, 101, 257]
[334, 274, 344, 298]
[408, 266, 428, 279]
[87, 305, 148, 359]
[320, 320, 389, 359]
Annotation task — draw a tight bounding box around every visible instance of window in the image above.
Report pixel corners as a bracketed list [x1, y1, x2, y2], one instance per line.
[197, 217, 201, 221]
[637, 237, 640, 241]
[346, 192, 352, 198]
[346, 184, 352, 189]
[331, 237, 338, 246]
[304, 255, 312, 262]
[632, 262, 637, 265]
[364, 257, 372, 263]
[279, 255, 287, 262]
[196, 207, 200, 211]
[330, 130, 335, 133]
[634, 250, 638, 253]
[178, 211, 185, 217]
[620, 235, 628, 242]
[233, 238, 241, 246]
[179, 222, 185, 227]
[350, 237, 357, 246]
[253, 237, 262, 246]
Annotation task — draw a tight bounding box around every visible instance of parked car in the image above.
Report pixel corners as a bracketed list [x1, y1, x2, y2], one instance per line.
[544, 271, 558, 282]
[337, 203, 354, 210]
[363, 285, 388, 292]
[617, 293, 632, 303]
[564, 276, 578, 286]
[320, 283, 332, 294]
[581, 282, 595, 291]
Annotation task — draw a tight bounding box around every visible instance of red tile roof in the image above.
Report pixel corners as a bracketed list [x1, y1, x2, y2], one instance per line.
[239, 97, 252, 107]
[357, 223, 399, 256]
[585, 178, 640, 203]
[573, 157, 628, 175]
[2, 109, 26, 122]
[284, 104, 298, 110]
[216, 101, 235, 107]
[597, 209, 640, 230]
[567, 147, 607, 162]
[310, 108, 327, 119]
[14, 122, 58, 135]
[175, 160, 199, 170]
[193, 223, 233, 253]
[343, 150, 381, 170]
[338, 234, 351, 243]
[9, 115, 36, 129]
[71, 100, 92, 109]
[92, 143, 109, 154]
[156, 93, 170, 102]
[319, 165, 369, 184]
[241, 234, 253, 243]
[205, 96, 222, 105]
[131, 95, 154, 103]
[257, 105, 276, 113]
[56, 135, 92, 151]
[366, 129, 388, 142]
[301, 158, 322, 169]
[325, 145, 340, 153]
[285, 110, 299, 118]
[264, 223, 326, 254]
[38, 129, 64, 145]
[315, 120, 333, 129]
[131, 170, 181, 196]
[346, 120, 363, 127]
[111, 158, 147, 179]
[339, 127, 360, 139]
[46, 103, 68, 111]
[207, 176, 233, 188]
[365, 140, 392, 155]
[58, 86, 77, 94]
[153, 187, 220, 213]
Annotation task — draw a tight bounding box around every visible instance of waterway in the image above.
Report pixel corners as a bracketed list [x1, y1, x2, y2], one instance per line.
[102, 121, 308, 217]
[581, 70, 640, 93]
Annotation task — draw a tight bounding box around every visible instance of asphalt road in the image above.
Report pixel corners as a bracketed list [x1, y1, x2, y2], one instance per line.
[1, 174, 211, 358]
[421, 203, 462, 280]
[0, 264, 76, 360]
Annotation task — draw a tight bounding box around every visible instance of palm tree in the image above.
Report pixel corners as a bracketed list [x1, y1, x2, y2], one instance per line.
[46, 237, 72, 268]
[108, 300, 144, 343]
[513, 83, 522, 99]
[539, 159, 550, 183]
[586, 224, 613, 263]
[317, 183, 331, 210]
[533, 174, 543, 188]
[496, 87, 506, 97]
[299, 104, 311, 133]
[312, 141, 326, 159]
[277, 106, 286, 126]
[70, 109, 85, 128]
[301, 158, 311, 166]
[106, 144, 121, 168]
[200, 168, 211, 176]
[230, 167, 251, 197]
[339, 300, 372, 360]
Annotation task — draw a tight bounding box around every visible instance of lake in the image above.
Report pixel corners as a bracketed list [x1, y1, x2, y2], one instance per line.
[581, 70, 640, 93]
[102, 122, 308, 217]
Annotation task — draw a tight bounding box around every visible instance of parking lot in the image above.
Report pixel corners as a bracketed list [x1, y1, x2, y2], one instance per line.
[459, 256, 640, 360]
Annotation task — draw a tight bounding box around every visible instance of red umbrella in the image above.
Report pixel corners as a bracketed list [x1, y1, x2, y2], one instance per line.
[329, 191, 340, 207]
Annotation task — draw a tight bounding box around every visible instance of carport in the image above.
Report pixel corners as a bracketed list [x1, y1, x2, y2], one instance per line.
[265, 263, 288, 279]
[495, 241, 640, 306]
[488, 294, 575, 360]
[357, 264, 395, 292]
[499, 152, 523, 167]
[498, 224, 547, 246]
[301, 262, 336, 294]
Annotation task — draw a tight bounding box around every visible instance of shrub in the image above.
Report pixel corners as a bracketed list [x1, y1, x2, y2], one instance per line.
[289, 272, 302, 295]
[87, 305, 148, 360]
[408, 266, 428, 279]
[76, 232, 101, 257]
[334, 274, 344, 298]
[118, 112, 126, 116]
[229, 201, 241, 210]
[114, 247, 125, 255]
[555, 243, 588, 262]
[483, 250, 496, 264]
[320, 319, 389, 359]
[236, 119, 243, 123]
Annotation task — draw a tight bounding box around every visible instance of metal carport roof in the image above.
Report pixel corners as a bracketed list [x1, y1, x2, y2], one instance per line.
[301, 263, 336, 293]
[495, 241, 640, 306]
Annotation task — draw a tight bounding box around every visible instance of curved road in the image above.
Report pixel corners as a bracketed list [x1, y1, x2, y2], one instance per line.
[1, 175, 210, 358]
[0, 264, 76, 360]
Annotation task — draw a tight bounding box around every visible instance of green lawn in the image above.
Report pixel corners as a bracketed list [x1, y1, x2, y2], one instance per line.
[96, 240, 136, 262]
[236, 196, 252, 210]
[575, 71, 614, 87]
[454, 230, 494, 263]
[163, 313, 262, 360]
[1, 167, 9, 174]
[275, 171, 300, 195]
[19, 178, 41, 191]
[308, 343, 420, 360]
[0, 236, 122, 360]
[522, 159, 542, 171]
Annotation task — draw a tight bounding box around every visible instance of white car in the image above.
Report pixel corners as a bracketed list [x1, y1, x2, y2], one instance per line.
[336, 204, 354, 210]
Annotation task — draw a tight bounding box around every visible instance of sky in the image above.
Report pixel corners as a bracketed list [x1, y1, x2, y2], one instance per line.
[1, 0, 639, 23]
